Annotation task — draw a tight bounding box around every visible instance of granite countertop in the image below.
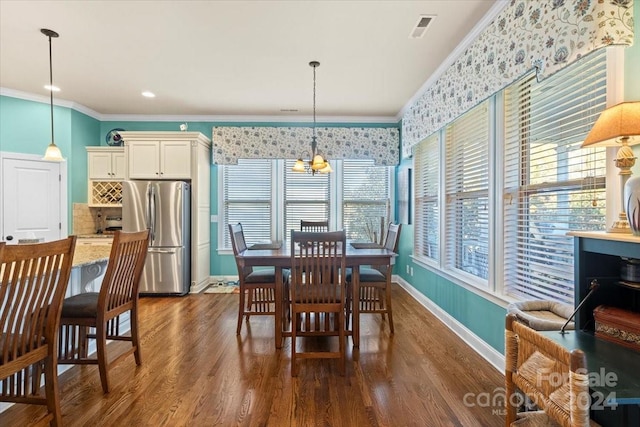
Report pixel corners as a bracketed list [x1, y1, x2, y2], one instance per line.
[72, 244, 111, 268]
[77, 234, 114, 239]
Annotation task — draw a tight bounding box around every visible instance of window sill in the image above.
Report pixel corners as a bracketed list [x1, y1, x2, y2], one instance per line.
[410, 255, 519, 309]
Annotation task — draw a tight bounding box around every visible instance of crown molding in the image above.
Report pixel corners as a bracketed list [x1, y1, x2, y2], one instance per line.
[0, 87, 102, 119]
[396, 0, 510, 122]
[1, 87, 398, 125]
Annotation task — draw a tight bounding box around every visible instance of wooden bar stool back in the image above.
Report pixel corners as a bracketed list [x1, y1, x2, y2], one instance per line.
[0, 237, 76, 427]
[58, 230, 149, 394]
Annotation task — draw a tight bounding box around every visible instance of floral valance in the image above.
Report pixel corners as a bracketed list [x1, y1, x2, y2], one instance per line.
[401, 0, 635, 156]
[212, 126, 399, 166]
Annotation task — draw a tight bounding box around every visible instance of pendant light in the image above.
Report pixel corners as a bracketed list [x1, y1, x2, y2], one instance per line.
[293, 61, 332, 174]
[41, 28, 63, 161]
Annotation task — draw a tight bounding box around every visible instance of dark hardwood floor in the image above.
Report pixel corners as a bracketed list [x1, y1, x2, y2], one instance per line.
[1, 284, 505, 426]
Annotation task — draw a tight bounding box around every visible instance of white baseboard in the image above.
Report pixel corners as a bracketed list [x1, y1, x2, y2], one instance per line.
[393, 275, 504, 372]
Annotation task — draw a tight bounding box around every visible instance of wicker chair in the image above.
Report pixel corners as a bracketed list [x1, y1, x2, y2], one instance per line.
[300, 220, 329, 232]
[0, 237, 77, 427]
[346, 223, 401, 333]
[505, 313, 600, 427]
[289, 230, 347, 376]
[58, 230, 149, 393]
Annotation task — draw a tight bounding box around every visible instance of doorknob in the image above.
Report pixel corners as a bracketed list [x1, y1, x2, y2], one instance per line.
[6, 235, 13, 241]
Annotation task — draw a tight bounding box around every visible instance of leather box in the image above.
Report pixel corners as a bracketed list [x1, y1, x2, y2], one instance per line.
[594, 305, 640, 352]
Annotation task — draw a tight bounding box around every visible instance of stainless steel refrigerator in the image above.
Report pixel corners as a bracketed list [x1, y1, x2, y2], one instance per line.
[122, 180, 191, 295]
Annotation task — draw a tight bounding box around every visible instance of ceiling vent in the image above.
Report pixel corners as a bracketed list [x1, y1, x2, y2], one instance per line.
[409, 15, 434, 39]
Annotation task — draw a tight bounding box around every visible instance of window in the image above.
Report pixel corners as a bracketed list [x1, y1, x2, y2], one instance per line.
[342, 159, 390, 241]
[503, 49, 607, 304]
[221, 159, 273, 247]
[221, 159, 392, 248]
[414, 133, 440, 261]
[283, 159, 330, 238]
[444, 101, 490, 281]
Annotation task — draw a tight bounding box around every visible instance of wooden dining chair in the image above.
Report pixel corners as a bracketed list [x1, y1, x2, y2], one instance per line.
[0, 237, 77, 427]
[300, 220, 329, 232]
[289, 230, 347, 376]
[229, 223, 288, 335]
[347, 223, 401, 333]
[58, 230, 149, 393]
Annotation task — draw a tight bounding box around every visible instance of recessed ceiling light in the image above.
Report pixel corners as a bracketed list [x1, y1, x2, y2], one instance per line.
[44, 85, 60, 92]
[142, 91, 155, 98]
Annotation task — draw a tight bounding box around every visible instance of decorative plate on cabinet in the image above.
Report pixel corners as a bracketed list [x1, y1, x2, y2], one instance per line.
[105, 128, 125, 146]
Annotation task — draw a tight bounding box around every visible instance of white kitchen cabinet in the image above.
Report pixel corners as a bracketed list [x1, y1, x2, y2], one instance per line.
[126, 140, 191, 179]
[88, 147, 126, 179]
[119, 131, 212, 294]
[87, 147, 125, 207]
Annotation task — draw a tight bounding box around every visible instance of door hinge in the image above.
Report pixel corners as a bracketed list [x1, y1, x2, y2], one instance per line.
[59, 174, 62, 182]
[59, 223, 62, 230]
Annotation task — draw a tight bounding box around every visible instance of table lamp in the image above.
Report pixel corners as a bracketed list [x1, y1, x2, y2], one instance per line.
[582, 101, 640, 233]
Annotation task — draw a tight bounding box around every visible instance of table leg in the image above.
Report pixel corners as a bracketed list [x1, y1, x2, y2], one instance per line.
[275, 266, 283, 349]
[353, 265, 360, 348]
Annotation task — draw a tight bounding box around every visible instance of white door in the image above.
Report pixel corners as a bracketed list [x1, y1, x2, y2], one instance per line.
[1, 154, 66, 244]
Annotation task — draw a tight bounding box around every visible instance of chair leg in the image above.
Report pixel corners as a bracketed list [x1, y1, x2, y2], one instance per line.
[291, 320, 297, 377]
[43, 354, 62, 427]
[386, 282, 394, 334]
[96, 323, 110, 393]
[237, 286, 246, 335]
[339, 310, 345, 376]
[345, 283, 352, 330]
[131, 307, 142, 365]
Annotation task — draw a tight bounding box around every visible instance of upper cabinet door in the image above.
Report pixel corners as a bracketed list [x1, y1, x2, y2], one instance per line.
[112, 151, 127, 179]
[160, 140, 191, 178]
[128, 141, 162, 179]
[88, 152, 113, 179]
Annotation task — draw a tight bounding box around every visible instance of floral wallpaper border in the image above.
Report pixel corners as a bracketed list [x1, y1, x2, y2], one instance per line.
[401, 0, 635, 156]
[212, 126, 399, 166]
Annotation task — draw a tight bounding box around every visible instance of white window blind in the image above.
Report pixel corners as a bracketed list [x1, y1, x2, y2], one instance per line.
[444, 101, 490, 280]
[284, 159, 330, 239]
[222, 159, 273, 248]
[503, 49, 607, 304]
[342, 159, 390, 241]
[414, 133, 440, 261]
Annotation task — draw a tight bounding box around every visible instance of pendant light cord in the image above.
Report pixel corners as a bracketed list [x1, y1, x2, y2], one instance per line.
[48, 34, 54, 144]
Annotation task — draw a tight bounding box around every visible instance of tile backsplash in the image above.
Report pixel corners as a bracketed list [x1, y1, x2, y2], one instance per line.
[73, 203, 122, 235]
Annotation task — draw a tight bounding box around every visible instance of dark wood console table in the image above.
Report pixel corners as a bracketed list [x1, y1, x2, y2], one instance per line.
[567, 231, 640, 426]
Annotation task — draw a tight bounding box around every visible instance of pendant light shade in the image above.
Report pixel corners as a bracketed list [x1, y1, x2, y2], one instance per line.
[41, 28, 64, 162]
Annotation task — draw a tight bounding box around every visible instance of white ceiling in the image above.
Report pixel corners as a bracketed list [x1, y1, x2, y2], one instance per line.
[0, 1, 503, 122]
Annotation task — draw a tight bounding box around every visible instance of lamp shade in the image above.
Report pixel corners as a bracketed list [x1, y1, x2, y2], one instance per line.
[43, 142, 63, 161]
[582, 101, 640, 148]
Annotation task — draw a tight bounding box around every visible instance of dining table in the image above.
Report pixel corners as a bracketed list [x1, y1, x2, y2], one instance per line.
[235, 241, 396, 349]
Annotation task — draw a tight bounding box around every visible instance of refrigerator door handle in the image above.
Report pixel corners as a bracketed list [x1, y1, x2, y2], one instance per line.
[148, 249, 177, 254]
[149, 186, 156, 241]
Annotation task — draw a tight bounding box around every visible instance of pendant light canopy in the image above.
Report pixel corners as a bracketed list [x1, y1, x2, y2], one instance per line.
[41, 28, 63, 162]
[292, 61, 332, 174]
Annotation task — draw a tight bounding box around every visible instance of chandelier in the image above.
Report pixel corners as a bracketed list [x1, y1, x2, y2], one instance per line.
[41, 28, 64, 161]
[292, 61, 332, 174]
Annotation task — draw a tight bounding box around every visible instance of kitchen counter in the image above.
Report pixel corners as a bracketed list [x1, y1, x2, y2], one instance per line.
[72, 244, 111, 268]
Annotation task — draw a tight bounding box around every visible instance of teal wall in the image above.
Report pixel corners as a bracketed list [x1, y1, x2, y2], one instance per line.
[0, 96, 100, 226]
